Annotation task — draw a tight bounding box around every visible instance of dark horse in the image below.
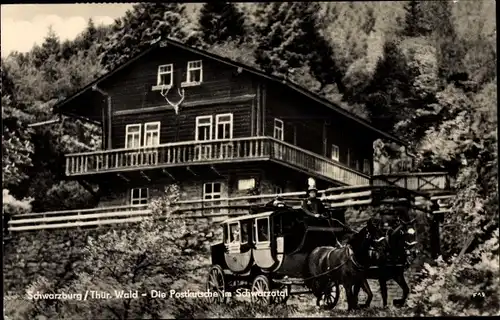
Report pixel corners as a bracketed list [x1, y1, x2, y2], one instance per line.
[306, 219, 385, 311]
[353, 218, 417, 307]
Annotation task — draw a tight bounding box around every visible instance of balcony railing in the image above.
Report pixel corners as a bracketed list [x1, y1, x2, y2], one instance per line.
[371, 172, 451, 192]
[65, 137, 369, 186]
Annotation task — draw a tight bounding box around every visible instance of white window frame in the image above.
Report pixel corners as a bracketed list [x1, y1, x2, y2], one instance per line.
[203, 182, 222, 201]
[183, 60, 203, 86]
[125, 124, 142, 149]
[130, 188, 149, 205]
[273, 118, 284, 141]
[331, 144, 339, 161]
[195, 116, 213, 141]
[255, 217, 270, 243]
[143, 121, 161, 146]
[227, 222, 243, 244]
[156, 64, 173, 87]
[215, 113, 233, 140]
[238, 178, 256, 191]
[363, 159, 371, 174]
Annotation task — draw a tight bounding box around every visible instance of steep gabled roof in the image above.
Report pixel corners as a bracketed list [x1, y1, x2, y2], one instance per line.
[53, 38, 406, 145]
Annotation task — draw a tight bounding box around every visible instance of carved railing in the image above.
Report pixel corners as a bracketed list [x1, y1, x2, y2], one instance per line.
[65, 137, 369, 186]
[371, 172, 451, 192]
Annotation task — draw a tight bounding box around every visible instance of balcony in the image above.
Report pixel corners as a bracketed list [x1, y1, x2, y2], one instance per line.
[65, 137, 369, 186]
[371, 172, 452, 193]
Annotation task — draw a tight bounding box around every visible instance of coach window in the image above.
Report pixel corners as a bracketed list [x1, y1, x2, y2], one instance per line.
[256, 218, 270, 243]
[223, 224, 229, 244]
[229, 223, 240, 243]
[240, 220, 250, 245]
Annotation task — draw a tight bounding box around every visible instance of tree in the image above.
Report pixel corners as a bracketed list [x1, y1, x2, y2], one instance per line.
[360, 39, 415, 133]
[99, 3, 195, 72]
[1, 64, 34, 188]
[198, 1, 247, 45]
[254, 2, 343, 92]
[402, 0, 431, 38]
[15, 185, 219, 319]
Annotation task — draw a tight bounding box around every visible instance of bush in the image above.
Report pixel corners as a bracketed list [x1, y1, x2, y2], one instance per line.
[407, 230, 499, 316]
[6, 184, 214, 320]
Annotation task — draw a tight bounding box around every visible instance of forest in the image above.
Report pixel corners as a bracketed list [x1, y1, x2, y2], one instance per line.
[2, 1, 498, 318]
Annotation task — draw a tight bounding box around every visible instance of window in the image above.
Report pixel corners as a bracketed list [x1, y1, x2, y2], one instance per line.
[331, 144, 339, 161]
[125, 124, 141, 149]
[356, 160, 361, 171]
[240, 221, 249, 244]
[131, 188, 148, 205]
[195, 116, 213, 141]
[157, 64, 173, 87]
[229, 223, 240, 243]
[273, 118, 284, 141]
[273, 186, 283, 195]
[215, 113, 233, 140]
[238, 178, 256, 191]
[363, 159, 370, 174]
[186, 60, 203, 84]
[144, 122, 160, 146]
[203, 182, 222, 210]
[256, 218, 270, 242]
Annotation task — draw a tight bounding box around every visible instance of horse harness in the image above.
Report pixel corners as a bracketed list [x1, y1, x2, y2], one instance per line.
[305, 245, 363, 282]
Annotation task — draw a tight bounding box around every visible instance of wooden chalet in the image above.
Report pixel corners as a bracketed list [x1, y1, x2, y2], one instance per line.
[7, 38, 453, 233]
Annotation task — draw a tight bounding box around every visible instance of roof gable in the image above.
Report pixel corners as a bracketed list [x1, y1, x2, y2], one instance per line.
[53, 38, 405, 145]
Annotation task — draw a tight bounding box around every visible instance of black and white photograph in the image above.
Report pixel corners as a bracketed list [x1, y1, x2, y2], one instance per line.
[2, 1, 498, 318]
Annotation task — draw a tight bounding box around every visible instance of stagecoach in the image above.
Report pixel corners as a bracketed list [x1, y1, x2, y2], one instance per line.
[206, 199, 349, 307]
[206, 184, 430, 308]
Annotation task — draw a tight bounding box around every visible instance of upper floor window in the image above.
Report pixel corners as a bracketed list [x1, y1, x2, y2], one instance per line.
[125, 124, 141, 149]
[215, 113, 233, 140]
[331, 144, 339, 161]
[131, 187, 148, 205]
[186, 60, 203, 85]
[363, 159, 371, 174]
[195, 116, 213, 141]
[144, 122, 160, 146]
[273, 118, 284, 141]
[157, 64, 173, 87]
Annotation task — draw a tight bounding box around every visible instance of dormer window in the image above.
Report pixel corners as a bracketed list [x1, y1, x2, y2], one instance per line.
[183, 60, 203, 87]
[157, 64, 173, 87]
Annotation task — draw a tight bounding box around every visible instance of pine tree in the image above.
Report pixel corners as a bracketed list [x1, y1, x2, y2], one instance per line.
[254, 2, 343, 92]
[402, 0, 431, 37]
[198, 1, 247, 46]
[100, 3, 194, 71]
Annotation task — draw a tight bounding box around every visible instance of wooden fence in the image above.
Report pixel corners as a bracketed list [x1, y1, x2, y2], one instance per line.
[7, 186, 454, 232]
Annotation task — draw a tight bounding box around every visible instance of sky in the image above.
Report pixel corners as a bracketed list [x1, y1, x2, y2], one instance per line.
[1, 4, 135, 57]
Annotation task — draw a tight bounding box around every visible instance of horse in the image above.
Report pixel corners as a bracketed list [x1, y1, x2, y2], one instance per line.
[353, 217, 417, 308]
[306, 219, 385, 311]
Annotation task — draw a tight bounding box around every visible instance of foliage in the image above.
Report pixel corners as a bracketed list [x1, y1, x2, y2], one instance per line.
[197, 1, 247, 46]
[12, 185, 210, 319]
[254, 2, 343, 92]
[407, 230, 499, 316]
[99, 3, 196, 71]
[2, 189, 33, 216]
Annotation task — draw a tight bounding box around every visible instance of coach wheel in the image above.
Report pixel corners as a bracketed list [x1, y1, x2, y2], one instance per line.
[251, 275, 272, 305]
[322, 282, 340, 309]
[271, 284, 291, 305]
[206, 265, 227, 304]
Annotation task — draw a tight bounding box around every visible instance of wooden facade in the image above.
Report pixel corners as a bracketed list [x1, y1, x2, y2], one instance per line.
[53, 39, 409, 211]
